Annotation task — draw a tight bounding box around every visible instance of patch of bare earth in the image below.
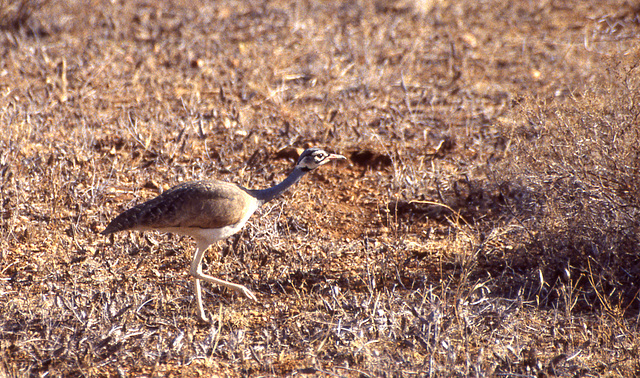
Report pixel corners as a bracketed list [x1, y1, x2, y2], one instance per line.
[1, 0, 639, 376]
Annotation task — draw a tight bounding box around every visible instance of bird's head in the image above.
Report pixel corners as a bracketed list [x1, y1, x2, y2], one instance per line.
[296, 147, 346, 171]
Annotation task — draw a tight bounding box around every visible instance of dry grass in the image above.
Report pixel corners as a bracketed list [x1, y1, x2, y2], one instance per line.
[1, 0, 640, 376]
[495, 56, 640, 315]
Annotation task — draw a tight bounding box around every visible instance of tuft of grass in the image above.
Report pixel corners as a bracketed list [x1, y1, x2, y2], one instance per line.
[497, 58, 640, 315]
[0, 0, 48, 30]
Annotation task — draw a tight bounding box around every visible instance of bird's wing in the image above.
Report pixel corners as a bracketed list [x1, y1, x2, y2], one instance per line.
[102, 180, 254, 234]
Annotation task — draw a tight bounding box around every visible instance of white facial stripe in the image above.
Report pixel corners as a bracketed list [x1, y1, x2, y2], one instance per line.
[313, 151, 328, 162]
[298, 150, 329, 169]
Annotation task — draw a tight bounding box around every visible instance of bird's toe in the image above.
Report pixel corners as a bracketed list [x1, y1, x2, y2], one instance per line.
[238, 286, 257, 301]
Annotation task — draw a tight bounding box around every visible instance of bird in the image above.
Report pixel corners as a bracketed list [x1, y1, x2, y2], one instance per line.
[101, 147, 346, 321]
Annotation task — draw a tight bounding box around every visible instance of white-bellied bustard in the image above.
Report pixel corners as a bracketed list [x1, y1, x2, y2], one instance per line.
[101, 147, 346, 321]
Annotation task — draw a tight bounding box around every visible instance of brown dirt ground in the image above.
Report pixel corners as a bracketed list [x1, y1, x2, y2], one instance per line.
[1, 0, 640, 376]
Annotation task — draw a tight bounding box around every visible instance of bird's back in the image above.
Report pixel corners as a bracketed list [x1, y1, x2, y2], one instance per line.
[102, 180, 258, 235]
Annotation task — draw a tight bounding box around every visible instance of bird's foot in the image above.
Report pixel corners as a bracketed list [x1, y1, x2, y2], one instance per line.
[198, 312, 210, 323]
[235, 285, 257, 301]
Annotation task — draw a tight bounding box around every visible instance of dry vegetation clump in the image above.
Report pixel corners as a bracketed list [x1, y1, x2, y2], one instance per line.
[0, 0, 48, 30]
[1, 0, 640, 376]
[495, 60, 640, 314]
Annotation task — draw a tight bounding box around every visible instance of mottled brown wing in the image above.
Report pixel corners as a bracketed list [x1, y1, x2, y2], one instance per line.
[101, 180, 253, 234]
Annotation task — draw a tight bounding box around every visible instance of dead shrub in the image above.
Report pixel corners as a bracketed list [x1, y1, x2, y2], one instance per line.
[0, 0, 48, 30]
[497, 59, 640, 315]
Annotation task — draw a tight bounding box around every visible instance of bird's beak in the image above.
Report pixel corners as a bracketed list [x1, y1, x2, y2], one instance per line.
[327, 153, 347, 161]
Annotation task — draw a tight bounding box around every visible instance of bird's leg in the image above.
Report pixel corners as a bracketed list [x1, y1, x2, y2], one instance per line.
[190, 240, 257, 321]
[193, 277, 208, 322]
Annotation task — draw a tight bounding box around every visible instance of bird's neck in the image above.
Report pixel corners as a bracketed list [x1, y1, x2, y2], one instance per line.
[250, 167, 308, 204]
